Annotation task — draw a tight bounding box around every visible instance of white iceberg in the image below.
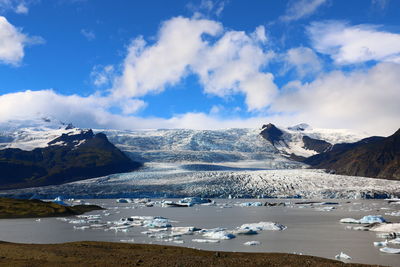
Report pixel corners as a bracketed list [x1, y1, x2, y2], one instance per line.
[192, 239, 220, 243]
[240, 202, 263, 207]
[379, 247, 400, 254]
[178, 197, 211, 206]
[388, 238, 400, 244]
[143, 218, 171, 228]
[340, 215, 386, 224]
[244, 241, 261, 246]
[335, 252, 352, 260]
[373, 240, 388, 247]
[370, 223, 400, 232]
[203, 231, 236, 240]
[359, 215, 386, 224]
[340, 218, 360, 224]
[239, 222, 287, 231]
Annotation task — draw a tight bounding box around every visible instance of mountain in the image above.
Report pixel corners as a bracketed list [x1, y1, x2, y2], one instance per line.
[259, 123, 365, 158]
[304, 129, 400, 180]
[0, 129, 142, 190]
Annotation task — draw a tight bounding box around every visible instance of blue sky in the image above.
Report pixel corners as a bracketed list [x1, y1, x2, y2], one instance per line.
[0, 0, 399, 135]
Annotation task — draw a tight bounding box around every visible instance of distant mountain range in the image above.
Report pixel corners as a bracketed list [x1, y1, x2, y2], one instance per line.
[0, 128, 141, 190]
[0, 117, 398, 189]
[260, 123, 400, 180]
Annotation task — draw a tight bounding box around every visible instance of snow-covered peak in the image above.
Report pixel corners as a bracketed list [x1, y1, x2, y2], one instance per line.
[259, 123, 368, 158]
[287, 123, 312, 131]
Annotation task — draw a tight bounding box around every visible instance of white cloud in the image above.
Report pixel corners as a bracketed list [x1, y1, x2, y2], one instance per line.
[308, 21, 400, 65]
[0, 0, 30, 14]
[283, 46, 322, 77]
[272, 62, 400, 135]
[112, 17, 277, 111]
[0, 16, 36, 65]
[91, 65, 114, 87]
[280, 0, 327, 22]
[187, 0, 228, 17]
[81, 29, 95, 41]
[15, 3, 27, 14]
[0, 90, 147, 128]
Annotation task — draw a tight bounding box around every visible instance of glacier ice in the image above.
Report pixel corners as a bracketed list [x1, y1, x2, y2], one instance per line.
[335, 252, 352, 260]
[243, 241, 261, 246]
[239, 222, 287, 231]
[379, 247, 400, 254]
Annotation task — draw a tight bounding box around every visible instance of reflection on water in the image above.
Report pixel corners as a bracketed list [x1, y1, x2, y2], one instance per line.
[0, 199, 399, 267]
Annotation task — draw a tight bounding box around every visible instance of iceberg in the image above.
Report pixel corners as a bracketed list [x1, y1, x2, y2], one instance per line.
[117, 199, 131, 203]
[244, 241, 261, 246]
[388, 238, 400, 244]
[340, 215, 386, 224]
[240, 202, 263, 207]
[239, 222, 287, 231]
[335, 252, 352, 260]
[370, 223, 400, 232]
[192, 239, 220, 243]
[373, 240, 388, 247]
[203, 230, 236, 240]
[143, 218, 171, 228]
[178, 197, 211, 206]
[359, 215, 386, 224]
[379, 247, 400, 254]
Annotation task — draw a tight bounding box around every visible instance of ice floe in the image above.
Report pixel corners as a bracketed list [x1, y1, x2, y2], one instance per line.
[239, 222, 287, 231]
[379, 247, 400, 254]
[243, 241, 261, 246]
[340, 215, 386, 224]
[335, 252, 352, 260]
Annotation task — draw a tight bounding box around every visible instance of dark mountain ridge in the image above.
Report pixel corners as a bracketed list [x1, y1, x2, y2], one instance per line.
[0, 129, 142, 190]
[305, 128, 400, 180]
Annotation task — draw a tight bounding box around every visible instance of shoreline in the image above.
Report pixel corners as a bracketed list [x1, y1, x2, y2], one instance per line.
[0, 241, 381, 267]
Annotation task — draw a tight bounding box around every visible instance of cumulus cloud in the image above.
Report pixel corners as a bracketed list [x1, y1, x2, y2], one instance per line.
[282, 46, 322, 78]
[273, 62, 400, 135]
[308, 21, 400, 65]
[280, 0, 327, 22]
[0, 16, 42, 65]
[113, 17, 276, 111]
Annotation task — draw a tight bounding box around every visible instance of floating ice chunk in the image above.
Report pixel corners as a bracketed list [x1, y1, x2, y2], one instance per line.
[178, 197, 211, 206]
[244, 241, 261, 246]
[373, 240, 388, 247]
[53, 196, 68, 206]
[120, 239, 135, 243]
[376, 232, 399, 238]
[359, 215, 386, 224]
[385, 211, 400, 216]
[232, 229, 258, 235]
[173, 240, 184, 244]
[240, 202, 263, 207]
[370, 223, 400, 232]
[192, 239, 220, 243]
[379, 247, 400, 254]
[388, 238, 400, 244]
[203, 231, 235, 240]
[143, 218, 171, 228]
[335, 252, 352, 260]
[340, 215, 386, 224]
[239, 222, 287, 231]
[171, 226, 200, 235]
[117, 199, 131, 203]
[315, 206, 335, 211]
[340, 218, 360, 224]
[35, 219, 41, 222]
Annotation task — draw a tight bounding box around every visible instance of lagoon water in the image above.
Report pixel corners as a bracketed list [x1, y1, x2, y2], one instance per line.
[1, 199, 400, 266]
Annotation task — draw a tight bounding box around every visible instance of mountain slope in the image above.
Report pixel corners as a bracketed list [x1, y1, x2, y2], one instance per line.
[0, 129, 142, 190]
[305, 129, 400, 180]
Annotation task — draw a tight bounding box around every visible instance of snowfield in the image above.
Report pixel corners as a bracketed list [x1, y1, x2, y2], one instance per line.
[3, 164, 400, 199]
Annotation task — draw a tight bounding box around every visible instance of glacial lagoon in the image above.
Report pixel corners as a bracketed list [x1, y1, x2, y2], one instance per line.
[0, 198, 400, 266]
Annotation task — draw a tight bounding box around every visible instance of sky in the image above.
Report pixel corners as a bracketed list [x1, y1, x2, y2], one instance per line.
[0, 0, 399, 135]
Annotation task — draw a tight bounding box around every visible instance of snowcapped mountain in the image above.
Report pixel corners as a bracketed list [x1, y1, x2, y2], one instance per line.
[0, 117, 79, 151]
[0, 118, 367, 165]
[260, 123, 367, 158]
